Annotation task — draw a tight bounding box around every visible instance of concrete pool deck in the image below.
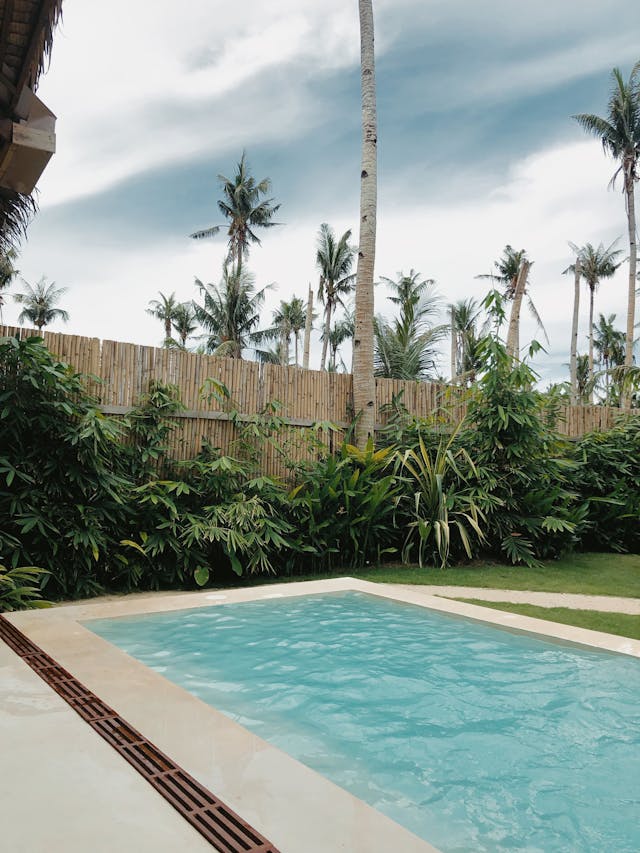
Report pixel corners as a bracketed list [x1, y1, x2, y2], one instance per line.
[2, 578, 639, 852]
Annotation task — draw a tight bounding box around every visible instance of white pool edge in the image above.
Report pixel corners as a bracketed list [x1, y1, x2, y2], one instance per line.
[5, 578, 639, 853]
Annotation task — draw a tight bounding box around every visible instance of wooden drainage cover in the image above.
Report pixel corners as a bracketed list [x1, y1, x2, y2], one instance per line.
[0, 614, 280, 853]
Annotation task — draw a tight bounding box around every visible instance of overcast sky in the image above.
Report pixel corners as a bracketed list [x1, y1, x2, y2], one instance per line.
[5, 0, 640, 382]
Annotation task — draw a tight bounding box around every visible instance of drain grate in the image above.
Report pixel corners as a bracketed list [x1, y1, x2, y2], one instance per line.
[0, 615, 280, 853]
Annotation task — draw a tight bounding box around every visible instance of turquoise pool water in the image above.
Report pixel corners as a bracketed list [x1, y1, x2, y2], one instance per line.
[88, 592, 640, 852]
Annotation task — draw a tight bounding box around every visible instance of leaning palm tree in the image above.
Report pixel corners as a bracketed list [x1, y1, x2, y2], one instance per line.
[352, 0, 378, 446]
[14, 276, 69, 330]
[316, 223, 356, 370]
[193, 266, 268, 358]
[171, 302, 198, 348]
[190, 153, 280, 277]
[574, 61, 640, 405]
[477, 245, 545, 358]
[564, 241, 622, 391]
[374, 271, 446, 380]
[146, 291, 179, 343]
[0, 248, 18, 323]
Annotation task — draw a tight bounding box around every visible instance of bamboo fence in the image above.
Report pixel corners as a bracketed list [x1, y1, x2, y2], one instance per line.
[1, 325, 634, 477]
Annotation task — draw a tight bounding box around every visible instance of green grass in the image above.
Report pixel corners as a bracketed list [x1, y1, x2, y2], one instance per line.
[452, 599, 640, 641]
[234, 552, 640, 598]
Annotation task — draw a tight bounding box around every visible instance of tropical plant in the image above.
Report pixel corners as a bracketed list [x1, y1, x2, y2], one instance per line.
[264, 296, 307, 365]
[593, 313, 626, 403]
[0, 249, 18, 323]
[288, 440, 400, 570]
[451, 297, 487, 384]
[461, 338, 583, 565]
[323, 314, 354, 372]
[171, 302, 198, 348]
[0, 564, 50, 611]
[574, 62, 640, 404]
[399, 427, 484, 567]
[374, 270, 446, 379]
[352, 0, 378, 447]
[13, 276, 69, 330]
[146, 291, 179, 343]
[0, 335, 130, 598]
[190, 152, 280, 276]
[0, 189, 36, 259]
[193, 266, 269, 358]
[477, 246, 545, 359]
[316, 223, 355, 370]
[573, 416, 640, 552]
[564, 241, 622, 390]
[576, 353, 595, 404]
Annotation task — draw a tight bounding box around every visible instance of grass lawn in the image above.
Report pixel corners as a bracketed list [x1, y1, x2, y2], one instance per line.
[452, 598, 640, 641]
[324, 552, 640, 598]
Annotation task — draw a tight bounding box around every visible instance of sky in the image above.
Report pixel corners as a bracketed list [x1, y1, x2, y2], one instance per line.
[4, 0, 640, 382]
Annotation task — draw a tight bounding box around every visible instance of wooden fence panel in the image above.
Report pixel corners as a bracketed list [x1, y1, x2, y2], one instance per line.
[2, 326, 636, 456]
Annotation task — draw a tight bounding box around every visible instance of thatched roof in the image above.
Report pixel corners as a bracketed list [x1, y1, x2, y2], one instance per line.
[0, 0, 63, 252]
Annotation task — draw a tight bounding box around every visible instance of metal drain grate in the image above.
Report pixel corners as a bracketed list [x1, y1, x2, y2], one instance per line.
[0, 615, 280, 853]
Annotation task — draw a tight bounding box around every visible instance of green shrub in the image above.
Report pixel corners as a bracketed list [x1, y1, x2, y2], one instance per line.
[287, 440, 401, 571]
[0, 336, 131, 598]
[572, 417, 640, 553]
[460, 340, 584, 565]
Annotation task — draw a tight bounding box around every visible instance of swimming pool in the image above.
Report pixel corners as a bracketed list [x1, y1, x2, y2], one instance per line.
[88, 591, 640, 852]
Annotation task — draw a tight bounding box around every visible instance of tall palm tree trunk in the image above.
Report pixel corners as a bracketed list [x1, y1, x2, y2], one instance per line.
[588, 286, 595, 397]
[623, 170, 637, 408]
[320, 299, 332, 370]
[450, 305, 456, 383]
[505, 261, 530, 360]
[303, 285, 313, 369]
[353, 0, 377, 448]
[570, 259, 581, 405]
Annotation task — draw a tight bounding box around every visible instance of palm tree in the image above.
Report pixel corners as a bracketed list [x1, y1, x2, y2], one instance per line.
[564, 241, 622, 390]
[352, 0, 377, 446]
[576, 354, 594, 404]
[316, 223, 355, 370]
[193, 266, 268, 358]
[14, 276, 69, 330]
[565, 249, 582, 404]
[574, 61, 640, 405]
[171, 302, 198, 348]
[190, 153, 280, 277]
[146, 291, 179, 343]
[451, 298, 486, 383]
[477, 245, 545, 358]
[593, 312, 626, 402]
[323, 315, 354, 372]
[374, 270, 446, 380]
[270, 296, 307, 366]
[0, 248, 18, 323]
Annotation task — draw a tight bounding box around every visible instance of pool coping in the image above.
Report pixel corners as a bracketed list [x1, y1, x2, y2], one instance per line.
[5, 578, 639, 853]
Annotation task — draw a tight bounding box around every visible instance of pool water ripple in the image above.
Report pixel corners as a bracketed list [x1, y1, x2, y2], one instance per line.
[88, 592, 640, 852]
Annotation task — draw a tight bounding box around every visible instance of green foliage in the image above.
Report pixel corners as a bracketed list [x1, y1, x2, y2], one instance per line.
[0, 564, 50, 611]
[399, 428, 484, 567]
[461, 338, 583, 565]
[124, 380, 183, 482]
[288, 440, 401, 571]
[0, 335, 130, 598]
[572, 417, 640, 553]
